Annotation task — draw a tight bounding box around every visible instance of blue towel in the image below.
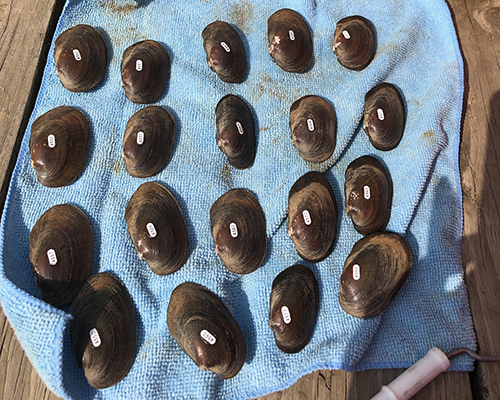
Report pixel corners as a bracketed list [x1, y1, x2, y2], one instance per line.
[0, 0, 476, 398]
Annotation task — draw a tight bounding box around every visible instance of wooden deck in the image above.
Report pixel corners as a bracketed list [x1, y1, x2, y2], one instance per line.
[0, 0, 499, 398]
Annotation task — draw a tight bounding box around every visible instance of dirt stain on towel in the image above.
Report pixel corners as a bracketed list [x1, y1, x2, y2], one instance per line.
[230, 1, 254, 33]
[98, 0, 139, 15]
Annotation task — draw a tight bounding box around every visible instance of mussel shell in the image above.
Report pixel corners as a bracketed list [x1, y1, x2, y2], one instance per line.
[345, 156, 392, 235]
[215, 95, 255, 169]
[125, 182, 189, 275]
[123, 106, 176, 178]
[363, 83, 406, 151]
[167, 282, 247, 379]
[210, 189, 267, 274]
[290, 95, 337, 163]
[288, 172, 338, 262]
[268, 9, 313, 73]
[339, 232, 413, 318]
[29, 204, 93, 308]
[29, 106, 90, 188]
[202, 21, 247, 83]
[70, 272, 136, 389]
[269, 264, 319, 353]
[54, 24, 108, 92]
[333, 16, 375, 71]
[121, 40, 170, 104]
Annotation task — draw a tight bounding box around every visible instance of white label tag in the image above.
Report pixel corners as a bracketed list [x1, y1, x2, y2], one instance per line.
[220, 42, 231, 52]
[342, 30, 351, 39]
[229, 222, 238, 238]
[353, 264, 361, 281]
[364, 185, 371, 200]
[281, 306, 291, 324]
[236, 122, 244, 135]
[377, 108, 385, 121]
[73, 49, 82, 61]
[47, 134, 56, 148]
[136, 59, 143, 71]
[146, 222, 157, 238]
[307, 118, 315, 132]
[302, 210, 312, 226]
[137, 131, 144, 145]
[200, 329, 216, 345]
[289, 30, 295, 41]
[47, 249, 57, 265]
[89, 328, 101, 348]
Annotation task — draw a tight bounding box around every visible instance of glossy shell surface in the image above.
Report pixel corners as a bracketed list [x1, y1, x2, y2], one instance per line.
[339, 232, 413, 318]
[167, 282, 246, 379]
[54, 24, 107, 92]
[215, 95, 255, 169]
[29, 106, 90, 188]
[125, 182, 189, 275]
[70, 272, 136, 389]
[123, 106, 176, 178]
[269, 264, 319, 353]
[290, 95, 337, 163]
[345, 156, 392, 235]
[210, 189, 267, 274]
[268, 9, 313, 73]
[202, 21, 247, 83]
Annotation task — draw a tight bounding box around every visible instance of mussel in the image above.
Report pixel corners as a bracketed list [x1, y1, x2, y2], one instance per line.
[210, 189, 267, 274]
[268, 9, 313, 73]
[288, 172, 338, 262]
[54, 24, 108, 92]
[345, 156, 392, 235]
[167, 282, 246, 379]
[29, 106, 90, 187]
[215, 95, 255, 169]
[29, 204, 93, 308]
[123, 106, 176, 178]
[121, 40, 170, 104]
[339, 232, 413, 318]
[202, 21, 247, 83]
[70, 272, 136, 389]
[290, 95, 337, 163]
[363, 83, 406, 151]
[269, 264, 319, 353]
[125, 182, 189, 275]
[333, 16, 376, 71]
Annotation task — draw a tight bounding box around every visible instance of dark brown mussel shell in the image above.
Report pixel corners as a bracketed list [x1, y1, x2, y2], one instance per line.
[29, 106, 90, 187]
[290, 95, 337, 163]
[125, 182, 189, 275]
[54, 24, 107, 92]
[215, 95, 255, 169]
[339, 232, 413, 318]
[121, 40, 170, 104]
[268, 9, 313, 73]
[363, 83, 406, 151]
[269, 264, 319, 353]
[123, 106, 176, 178]
[345, 156, 392, 235]
[167, 282, 246, 379]
[70, 272, 136, 389]
[288, 172, 338, 262]
[202, 21, 247, 83]
[29, 204, 93, 308]
[333, 16, 375, 71]
[210, 189, 267, 274]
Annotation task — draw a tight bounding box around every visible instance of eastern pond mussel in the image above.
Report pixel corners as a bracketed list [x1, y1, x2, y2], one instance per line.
[268, 9, 313, 73]
[29, 106, 90, 188]
[202, 21, 247, 83]
[363, 83, 406, 151]
[70, 272, 136, 389]
[215, 95, 255, 169]
[288, 171, 338, 262]
[210, 189, 267, 274]
[121, 40, 170, 104]
[339, 232, 413, 319]
[125, 182, 189, 275]
[29, 204, 93, 308]
[54, 24, 107, 92]
[345, 156, 393, 235]
[167, 282, 246, 379]
[290, 95, 337, 163]
[269, 264, 319, 353]
[123, 106, 176, 178]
